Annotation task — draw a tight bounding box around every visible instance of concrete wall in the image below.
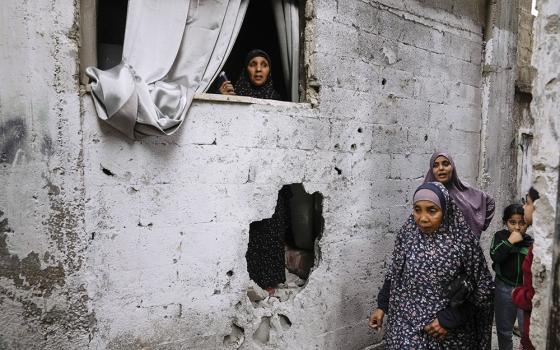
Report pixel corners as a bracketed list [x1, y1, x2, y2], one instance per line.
[528, 0, 560, 348]
[1, 0, 491, 349]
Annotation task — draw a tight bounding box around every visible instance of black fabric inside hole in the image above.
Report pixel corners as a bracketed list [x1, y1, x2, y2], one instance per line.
[246, 184, 323, 289]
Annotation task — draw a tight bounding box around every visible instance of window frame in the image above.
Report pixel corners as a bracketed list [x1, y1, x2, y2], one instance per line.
[78, 0, 317, 106]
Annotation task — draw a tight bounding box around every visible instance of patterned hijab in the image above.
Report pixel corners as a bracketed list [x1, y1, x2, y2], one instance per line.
[235, 49, 282, 100]
[388, 182, 494, 349]
[424, 152, 495, 236]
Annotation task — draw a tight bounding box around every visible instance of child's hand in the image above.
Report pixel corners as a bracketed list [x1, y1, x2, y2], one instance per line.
[508, 229, 523, 244]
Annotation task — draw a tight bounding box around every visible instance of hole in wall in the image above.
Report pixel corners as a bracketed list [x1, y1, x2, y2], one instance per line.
[223, 323, 245, 348]
[381, 78, 387, 85]
[101, 166, 115, 176]
[357, 127, 363, 133]
[226, 270, 234, 277]
[245, 184, 323, 299]
[278, 314, 292, 330]
[334, 167, 342, 175]
[252, 317, 271, 345]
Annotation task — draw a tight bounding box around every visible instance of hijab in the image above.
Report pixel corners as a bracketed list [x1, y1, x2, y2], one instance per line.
[413, 182, 446, 215]
[424, 152, 495, 236]
[235, 49, 282, 100]
[389, 182, 494, 349]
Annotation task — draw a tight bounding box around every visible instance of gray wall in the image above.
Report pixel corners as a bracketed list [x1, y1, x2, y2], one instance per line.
[528, 0, 560, 348]
[0, 0, 494, 349]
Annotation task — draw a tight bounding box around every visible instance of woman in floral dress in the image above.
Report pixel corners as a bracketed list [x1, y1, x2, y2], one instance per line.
[369, 182, 494, 349]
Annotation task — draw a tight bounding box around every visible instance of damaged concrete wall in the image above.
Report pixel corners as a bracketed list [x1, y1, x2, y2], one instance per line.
[528, 0, 560, 348]
[478, 0, 520, 246]
[1, 0, 495, 349]
[0, 0, 92, 349]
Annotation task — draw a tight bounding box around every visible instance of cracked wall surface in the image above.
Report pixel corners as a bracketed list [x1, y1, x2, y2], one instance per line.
[0, 0, 502, 349]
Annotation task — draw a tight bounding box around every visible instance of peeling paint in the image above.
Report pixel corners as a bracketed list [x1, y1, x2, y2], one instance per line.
[0, 211, 65, 297]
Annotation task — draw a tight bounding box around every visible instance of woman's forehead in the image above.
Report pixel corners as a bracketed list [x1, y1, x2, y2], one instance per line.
[249, 56, 268, 63]
[414, 200, 440, 207]
[434, 155, 450, 162]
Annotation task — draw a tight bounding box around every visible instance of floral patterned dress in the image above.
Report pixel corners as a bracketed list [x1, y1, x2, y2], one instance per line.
[382, 182, 494, 349]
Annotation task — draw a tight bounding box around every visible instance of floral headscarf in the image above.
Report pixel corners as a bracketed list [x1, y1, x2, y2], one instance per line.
[386, 182, 494, 349]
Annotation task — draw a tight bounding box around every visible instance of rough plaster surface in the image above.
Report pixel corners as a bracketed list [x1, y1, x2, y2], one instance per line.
[478, 0, 520, 256]
[0, 0, 91, 349]
[0, 0, 500, 349]
[528, 0, 560, 348]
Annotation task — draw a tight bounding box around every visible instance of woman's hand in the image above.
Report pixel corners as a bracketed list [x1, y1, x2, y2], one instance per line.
[368, 309, 385, 330]
[508, 229, 523, 244]
[219, 81, 235, 95]
[424, 318, 447, 339]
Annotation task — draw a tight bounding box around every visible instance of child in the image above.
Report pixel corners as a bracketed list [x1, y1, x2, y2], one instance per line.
[490, 204, 533, 350]
[512, 187, 540, 350]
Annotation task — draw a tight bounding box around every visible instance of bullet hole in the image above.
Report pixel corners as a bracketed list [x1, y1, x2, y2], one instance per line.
[357, 127, 363, 133]
[424, 134, 428, 141]
[127, 186, 139, 194]
[381, 78, 387, 85]
[278, 314, 292, 330]
[137, 222, 153, 227]
[91, 232, 95, 240]
[350, 144, 357, 151]
[334, 167, 342, 175]
[334, 143, 341, 150]
[101, 167, 115, 176]
[213, 289, 221, 295]
[226, 270, 234, 277]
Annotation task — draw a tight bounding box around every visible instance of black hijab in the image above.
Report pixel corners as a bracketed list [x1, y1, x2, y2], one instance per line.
[235, 49, 281, 100]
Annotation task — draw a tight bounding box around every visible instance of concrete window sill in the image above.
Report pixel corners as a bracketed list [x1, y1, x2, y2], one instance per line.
[194, 93, 312, 108]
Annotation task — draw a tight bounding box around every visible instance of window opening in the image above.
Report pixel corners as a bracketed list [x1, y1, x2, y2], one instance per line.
[84, 0, 308, 102]
[97, 0, 127, 70]
[209, 0, 289, 100]
[245, 184, 323, 299]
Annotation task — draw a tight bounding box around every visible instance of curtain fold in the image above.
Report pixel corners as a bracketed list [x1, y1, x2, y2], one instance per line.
[272, 0, 300, 102]
[86, 0, 248, 139]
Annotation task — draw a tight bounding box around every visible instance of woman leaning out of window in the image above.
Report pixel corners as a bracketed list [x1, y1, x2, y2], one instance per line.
[219, 49, 282, 101]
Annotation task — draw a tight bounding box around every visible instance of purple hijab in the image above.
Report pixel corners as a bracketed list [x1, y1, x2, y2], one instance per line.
[424, 152, 495, 236]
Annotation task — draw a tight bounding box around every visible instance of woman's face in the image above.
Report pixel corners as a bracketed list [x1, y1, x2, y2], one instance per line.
[247, 56, 270, 87]
[432, 156, 453, 184]
[505, 214, 527, 234]
[413, 200, 443, 234]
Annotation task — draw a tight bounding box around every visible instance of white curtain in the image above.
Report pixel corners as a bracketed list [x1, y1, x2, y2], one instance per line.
[271, 0, 300, 102]
[86, 0, 249, 139]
